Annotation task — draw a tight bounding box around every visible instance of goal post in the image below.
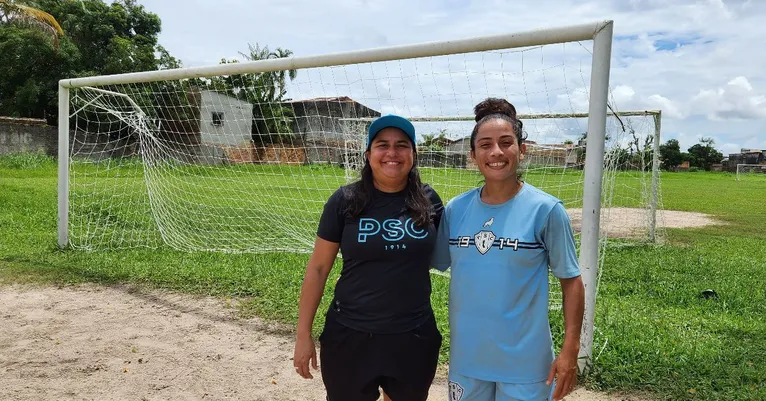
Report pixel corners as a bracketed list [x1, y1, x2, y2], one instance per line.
[736, 163, 766, 181]
[650, 112, 661, 242]
[580, 23, 612, 372]
[58, 20, 617, 371]
[57, 87, 69, 249]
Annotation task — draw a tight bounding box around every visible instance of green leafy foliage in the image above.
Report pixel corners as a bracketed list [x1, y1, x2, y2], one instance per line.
[0, 0, 180, 122]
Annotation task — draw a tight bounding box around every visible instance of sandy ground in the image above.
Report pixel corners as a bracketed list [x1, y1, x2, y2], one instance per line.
[2, 207, 715, 400]
[567, 207, 721, 239]
[0, 284, 650, 401]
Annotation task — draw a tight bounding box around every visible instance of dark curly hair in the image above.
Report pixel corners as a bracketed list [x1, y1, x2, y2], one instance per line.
[470, 98, 526, 151]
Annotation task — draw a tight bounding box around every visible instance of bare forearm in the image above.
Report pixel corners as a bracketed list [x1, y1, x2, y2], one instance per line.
[560, 276, 585, 355]
[296, 267, 330, 340]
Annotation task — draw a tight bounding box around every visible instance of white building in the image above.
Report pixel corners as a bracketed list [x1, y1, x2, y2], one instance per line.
[194, 90, 254, 164]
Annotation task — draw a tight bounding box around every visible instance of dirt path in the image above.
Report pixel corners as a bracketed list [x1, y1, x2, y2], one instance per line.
[0, 284, 651, 401]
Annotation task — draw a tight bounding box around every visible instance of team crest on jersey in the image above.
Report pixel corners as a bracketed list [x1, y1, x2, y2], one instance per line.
[448, 381, 464, 401]
[474, 230, 496, 255]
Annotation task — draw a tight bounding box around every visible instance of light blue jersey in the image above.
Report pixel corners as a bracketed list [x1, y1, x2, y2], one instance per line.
[432, 183, 580, 384]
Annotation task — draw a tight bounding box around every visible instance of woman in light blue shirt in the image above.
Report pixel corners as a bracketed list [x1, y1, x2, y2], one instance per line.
[432, 98, 585, 401]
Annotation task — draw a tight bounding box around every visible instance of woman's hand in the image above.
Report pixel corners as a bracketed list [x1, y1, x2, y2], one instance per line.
[293, 335, 318, 379]
[547, 351, 578, 400]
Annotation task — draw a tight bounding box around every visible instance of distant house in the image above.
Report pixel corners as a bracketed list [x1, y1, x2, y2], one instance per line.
[420, 137, 579, 170]
[168, 94, 381, 166]
[418, 136, 470, 169]
[524, 141, 579, 168]
[156, 90, 254, 165]
[195, 90, 254, 164]
[61, 90, 254, 164]
[445, 137, 472, 154]
[722, 148, 766, 172]
[282, 97, 381, 165]
[159, 94, 381, 166]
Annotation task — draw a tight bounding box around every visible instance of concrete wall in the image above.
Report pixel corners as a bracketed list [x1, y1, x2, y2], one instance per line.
[1, 117, 155, 162]
[0, 117, 58, 156]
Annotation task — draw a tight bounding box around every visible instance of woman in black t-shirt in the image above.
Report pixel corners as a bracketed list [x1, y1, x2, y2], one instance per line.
[293, 114, 444, 401]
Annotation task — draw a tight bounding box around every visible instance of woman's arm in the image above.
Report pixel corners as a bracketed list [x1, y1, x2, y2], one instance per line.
[547, 275, 584, 400]
[559, 275, 585, 359]
[294, 237, 340, 379]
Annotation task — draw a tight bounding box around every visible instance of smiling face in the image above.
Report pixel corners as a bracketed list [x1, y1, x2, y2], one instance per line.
[470, 118, 526, 184]
[365, 127, 415, 190]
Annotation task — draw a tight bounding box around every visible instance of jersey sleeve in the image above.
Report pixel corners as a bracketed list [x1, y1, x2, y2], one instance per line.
[430, 203, 451, 272]
[543, 202, 581, 279]
[316, 188, 345, 243]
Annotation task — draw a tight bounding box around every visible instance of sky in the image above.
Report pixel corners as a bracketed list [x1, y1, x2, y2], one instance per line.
[134, 0, 766, 156]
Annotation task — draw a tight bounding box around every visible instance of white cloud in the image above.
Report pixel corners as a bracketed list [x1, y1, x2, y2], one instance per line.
[721, 143, 741, 156]
[690, 76, 766, 120]
[741, 136, 766, 151]
[611, 85, 636, 106]
[557, 88, 589, 112]
[646, 94, 686, 119]
[707, 0, 734, 19]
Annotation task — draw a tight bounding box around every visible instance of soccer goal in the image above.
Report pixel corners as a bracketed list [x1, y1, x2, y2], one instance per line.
[59, 20, 636, 369]
[736, 163, 766, 181]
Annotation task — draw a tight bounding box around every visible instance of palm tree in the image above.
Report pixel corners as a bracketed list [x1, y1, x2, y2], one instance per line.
[0, 0, 63, 46]
[239, 43, 298, 102]
[236, 43, 299, 144]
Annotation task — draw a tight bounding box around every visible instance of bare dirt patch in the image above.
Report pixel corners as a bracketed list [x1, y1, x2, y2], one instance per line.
[567, 207, 721, 239]
[1, 284, 649, 400]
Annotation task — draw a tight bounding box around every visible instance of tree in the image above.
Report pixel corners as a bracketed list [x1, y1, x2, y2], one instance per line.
[687, 137, 723, 171]
[573, 132, 588, 168]
[239, 43, 298, 144]
[207, 43, 298, 145]
[659, 139, 683, 171]
[419, 129, 449, 152]
[38, 0, 179, 75]
[0, 0, 63, 45]
[0, 0, 180, 122]
[0, 24, 78, 119]
[239, 43, 297, 102]
[626, 122, 654, 171]
[605, 146, 630, 170]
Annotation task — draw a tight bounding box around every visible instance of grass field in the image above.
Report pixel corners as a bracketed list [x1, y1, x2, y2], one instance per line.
[1, 153, 764, 400]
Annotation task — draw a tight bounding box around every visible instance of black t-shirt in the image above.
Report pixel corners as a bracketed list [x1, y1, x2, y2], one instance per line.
[317, 183, 443, 334]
